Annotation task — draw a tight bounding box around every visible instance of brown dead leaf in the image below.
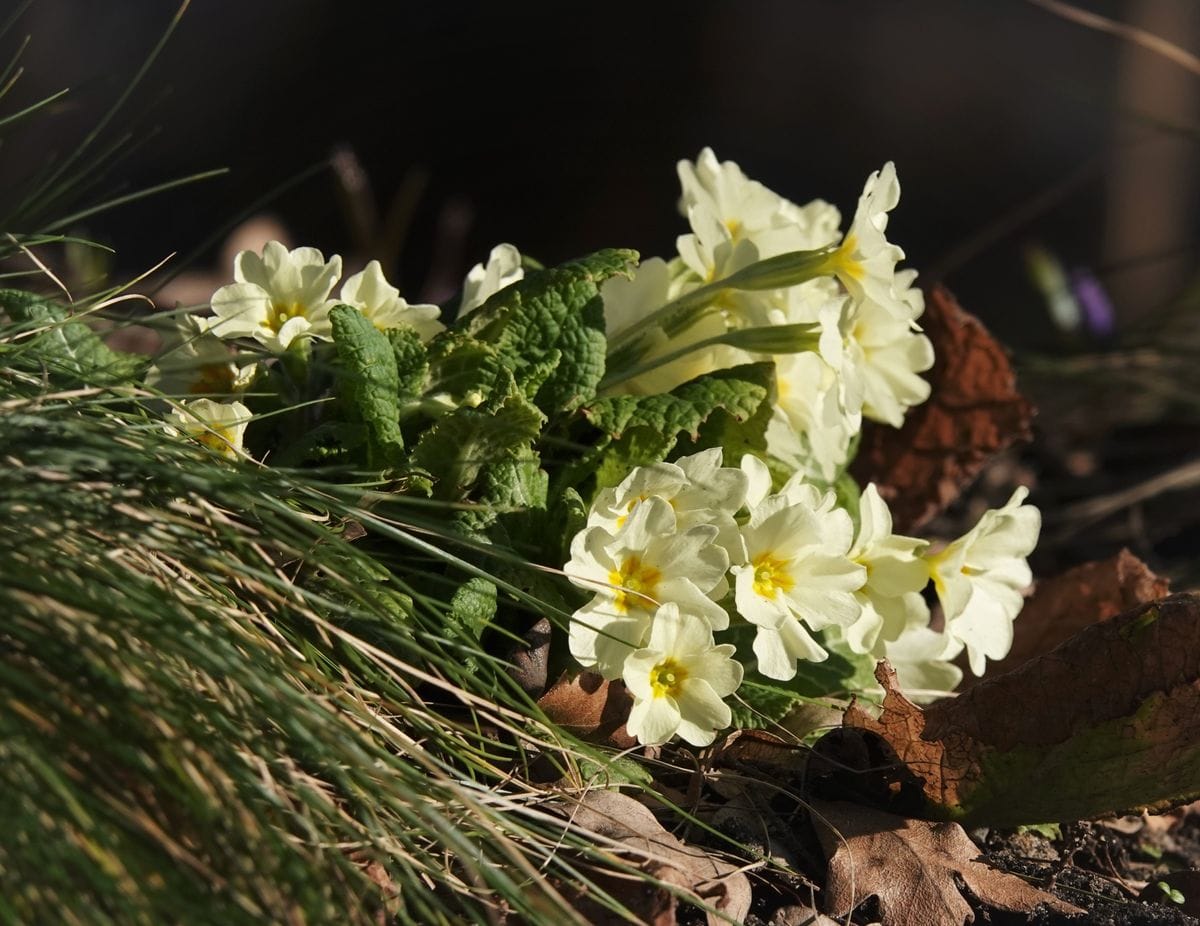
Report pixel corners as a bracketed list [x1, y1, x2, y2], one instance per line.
[812, 799, 1082, 925]
[506, 617, 552, 696]
[851, 285, 1034, 533]
[961, 549, 1169, 683]
[713, 728, 807, 773]
[556, 789, 752, 926]
[537, 671, 636, 748]
[841, 593, 1200, 826]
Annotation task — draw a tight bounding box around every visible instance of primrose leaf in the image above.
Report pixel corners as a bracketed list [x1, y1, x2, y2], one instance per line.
[464, 248, 637, 416]
[424, 329, 510, 405]
[448, 577, 498, 643]
[580, 361, 774, 488]
[411, 389, 545, 501]
[685, 363, 776, 466]
[386, 326, 429, 398]
[455, 453, 550, 538]
[330, 305, 404, 470]
[0, 289, 145, 385]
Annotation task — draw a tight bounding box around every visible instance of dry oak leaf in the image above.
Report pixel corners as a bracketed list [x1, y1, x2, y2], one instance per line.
[843, 594, 1200, 826]
[554, 789, 752, 926]
[960, 548, 1169, 685]
[851, 285, 1034, 533]
[812, 799, 1081, 926]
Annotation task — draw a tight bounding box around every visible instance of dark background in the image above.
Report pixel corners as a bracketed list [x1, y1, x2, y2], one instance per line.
[5, 0, 1200, 575]
[9, 0, 1199, 347]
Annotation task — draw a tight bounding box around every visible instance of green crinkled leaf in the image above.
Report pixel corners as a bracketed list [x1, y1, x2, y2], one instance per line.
[685, 361, 776, 464]
[424, 330, 510, 404]
[455, 454, 550, 537]
[550, 487, 588, 567]
[465, 249, 636, 416]
[330, 305, 404, 470]
[480, 456, 548, 514]
[448, 577, 498, 643]
[576, 755, 653, 788]
[0, 289, 145, 385]
[387, 326, 429, 398]
[730, 681, 801, 730]
[411, 390, 545, 501]
[582, 362, 775, 488]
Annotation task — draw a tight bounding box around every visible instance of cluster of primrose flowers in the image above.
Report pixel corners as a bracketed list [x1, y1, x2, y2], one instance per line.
[146, 146, 1042, 750]
[599, 148, 935, 484]
[565, 449, 1039, 747]
[552, 149, 1039, 747]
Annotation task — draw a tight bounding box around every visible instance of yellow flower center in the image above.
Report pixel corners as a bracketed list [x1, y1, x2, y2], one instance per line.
[615, 495, 646, 530]
[189, 363, 236, 396]
[195, 427, 237, 458]
[724, 218, 743, 238]
[615, 494, 675, 529]
[775, 367, 791, 402]
[752, 552, 794, 598]
[833, 233, 864, 281]
[607, 555, 661, 613]
[263, 301, 306, 333]
[925, 547, 972, 599]
[650, 658, 688, 699]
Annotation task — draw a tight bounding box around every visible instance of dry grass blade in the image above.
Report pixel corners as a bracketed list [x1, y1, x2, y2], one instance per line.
[1027, 0, 1200, 79]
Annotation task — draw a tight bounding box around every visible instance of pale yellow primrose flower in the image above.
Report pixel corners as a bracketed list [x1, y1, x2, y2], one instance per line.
[338, 261, 443, 341]
[874, 614, 963, 702]
[146, 314, 257, 398]
[565, 495, 730, 679]
[623, 602, 743, 747]
[677, 147, 841, 259]
[209, 241, 342, 352]
[828, 162, 908, 319]
[767, 313, 857, 482]
[927, 487, 1041, 676]
[586, 448, 748, 562]
[164, 398, 251, 460]
[819, 273, 934, 429]
[459, 243, 524, 317]
[677, 198, 762, 286]
[841, 484, 931, 654]
[731, 477, 865, 679]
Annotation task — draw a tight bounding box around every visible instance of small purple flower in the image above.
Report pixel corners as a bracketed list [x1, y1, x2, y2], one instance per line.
[1070, 267, 1115, 338]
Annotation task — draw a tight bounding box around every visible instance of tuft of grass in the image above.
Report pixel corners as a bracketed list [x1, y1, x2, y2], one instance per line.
[0, 324, 665, 923]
